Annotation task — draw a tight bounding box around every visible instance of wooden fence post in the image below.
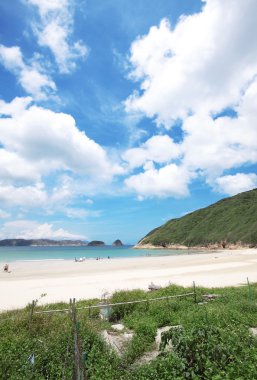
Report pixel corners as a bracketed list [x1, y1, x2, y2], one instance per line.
[247, 277, 252, 301]
[29, 300, 36, 331]
[71, 299, 86, 380]
[82, 352, 87, 380]
[193, 281, 197, 303]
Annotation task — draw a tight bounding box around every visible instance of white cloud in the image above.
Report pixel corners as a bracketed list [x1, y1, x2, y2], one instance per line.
[0, 97, 122, 183]
[182, 106, 257, 179]
[125, 162, 192, 199]
[123, 81, 257, 198]
[0, 183, 47, 208]
[0, 178, 89, 214]
[27, 0, 68, 14]
[0, 220, 85, 240]
[0, 210, 11, 219]
[123, 135, 181, 169]
[0, 97, 123, 210]
[0, 96, 32, 116]
[0, 45, 56, 99]
[27, 0, 88, 73]
[124, 0, 257, 198]
[65, 207, 100, 219]
[214, 173, 257, 196]
[126, 0, 257, 127]
[0, 150, 40, 183]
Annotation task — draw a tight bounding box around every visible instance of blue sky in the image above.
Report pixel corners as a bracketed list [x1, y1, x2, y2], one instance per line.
[0, 0, 256, 244]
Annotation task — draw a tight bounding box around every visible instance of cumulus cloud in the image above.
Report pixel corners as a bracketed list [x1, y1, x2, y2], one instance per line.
[0, 150, 40, 183]
[0, 97, 123, 211]
[0, 220, 85, 240]
[0, 177, 99, 219]
[123, 135, 181, 169]
[27, 0, 88, 73]
[0, 97, 122, 183]
[0, 96, 32, 116]
[124, 0, 257, 198]
[125, 162, 192, 199]
[182, 100, 257, 178]
[0, 45, 56, 99]
[126, 0, 257, 127]
[0, 183, 47, 208]
[214, 173, 257, 196]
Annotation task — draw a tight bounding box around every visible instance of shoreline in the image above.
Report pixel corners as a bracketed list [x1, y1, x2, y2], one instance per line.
[0, 249, 208, 263]
[134, 243, 256, 250]
[1, 248, 257, 311]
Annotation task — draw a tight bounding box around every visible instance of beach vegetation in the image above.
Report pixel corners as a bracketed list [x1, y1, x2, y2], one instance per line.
[0, 284, 257, 379]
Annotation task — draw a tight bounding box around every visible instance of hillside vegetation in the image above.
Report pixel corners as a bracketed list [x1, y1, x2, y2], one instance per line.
[1, 284, 257, 379]
[138, 188, 257, 248]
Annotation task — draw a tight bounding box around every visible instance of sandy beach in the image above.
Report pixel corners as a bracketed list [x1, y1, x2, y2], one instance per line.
[1, 249, 257, 311]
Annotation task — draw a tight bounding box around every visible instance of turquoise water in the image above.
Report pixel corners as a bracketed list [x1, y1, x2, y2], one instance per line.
[0, 245, 199, 262]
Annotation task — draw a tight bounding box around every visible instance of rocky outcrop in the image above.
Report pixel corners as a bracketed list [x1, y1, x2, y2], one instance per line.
[87, 240, 105, 246]
[112, 239, 123, 247]
[134, 242, 256, 250]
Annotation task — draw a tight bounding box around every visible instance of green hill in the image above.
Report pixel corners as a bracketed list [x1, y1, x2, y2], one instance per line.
[138, 188, 257, 248]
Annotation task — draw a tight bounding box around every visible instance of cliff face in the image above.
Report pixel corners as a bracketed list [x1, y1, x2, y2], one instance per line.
[137, 188, 257, 248]
[112, 239, 123, 247]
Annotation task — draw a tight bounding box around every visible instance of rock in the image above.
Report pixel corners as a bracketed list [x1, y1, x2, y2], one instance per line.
[112, 239, 123, 247]
[87, 240, 105, 246]
[101, 330, 133, 356]
[111, 324, 125, 331]
[133, 350, 159, 366]
[156, 325, 182, 352]
[202, 294, 221, 301]
[133, 325, 183, 367]
[155, 326, 172, 349]
[249, 327, 257, 337]
[148, 282, 162, 291]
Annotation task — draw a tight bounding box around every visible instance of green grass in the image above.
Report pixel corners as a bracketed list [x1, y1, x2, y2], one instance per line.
[1, 284, 257, 379]
[139, 188, 257, 247]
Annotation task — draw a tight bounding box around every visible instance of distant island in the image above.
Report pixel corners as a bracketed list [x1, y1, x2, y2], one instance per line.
[87, 240, 105, 246]
[0, 238, 125, 247]
[135, 188, 257, 249]
[0, 239, 88, 247]
[112, 239, 123, 247]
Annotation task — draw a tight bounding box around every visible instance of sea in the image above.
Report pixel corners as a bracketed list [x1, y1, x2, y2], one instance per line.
[0, 245, 201, 263]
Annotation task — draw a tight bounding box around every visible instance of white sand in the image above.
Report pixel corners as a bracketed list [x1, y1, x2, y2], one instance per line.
[1, 249, 257, 311]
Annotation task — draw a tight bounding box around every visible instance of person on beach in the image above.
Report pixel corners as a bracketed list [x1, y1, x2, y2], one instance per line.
[3, 264, 9, 272]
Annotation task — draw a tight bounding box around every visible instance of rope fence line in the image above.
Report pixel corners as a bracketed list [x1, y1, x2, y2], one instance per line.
[34, 292, 195, 315]
[0, 278, 255, 323]
[0, 292, 195, 327]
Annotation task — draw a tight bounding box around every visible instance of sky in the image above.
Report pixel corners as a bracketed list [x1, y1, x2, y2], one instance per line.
[0, 0, 256, 244]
